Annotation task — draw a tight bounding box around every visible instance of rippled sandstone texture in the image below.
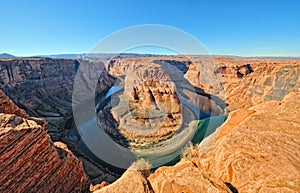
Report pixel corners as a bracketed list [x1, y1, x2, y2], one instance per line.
[0, 91, 89, 192]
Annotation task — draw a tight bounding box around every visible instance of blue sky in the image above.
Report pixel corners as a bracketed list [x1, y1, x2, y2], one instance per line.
[0, 0, 299, 56]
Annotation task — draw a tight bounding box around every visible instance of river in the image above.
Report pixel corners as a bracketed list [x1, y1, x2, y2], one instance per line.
[73, 86, 225, 171]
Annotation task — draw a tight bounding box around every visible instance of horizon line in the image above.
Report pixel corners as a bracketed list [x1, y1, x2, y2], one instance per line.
[1, 52, 300, 59]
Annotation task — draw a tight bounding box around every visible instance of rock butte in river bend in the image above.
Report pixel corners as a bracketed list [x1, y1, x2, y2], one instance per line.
[0, 56, 299, 192]
[98, 61, 185, 148]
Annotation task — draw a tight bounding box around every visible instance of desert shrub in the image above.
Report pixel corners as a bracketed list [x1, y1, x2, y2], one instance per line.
[129, 158, 152, 177]
[180, 141, 195, 160]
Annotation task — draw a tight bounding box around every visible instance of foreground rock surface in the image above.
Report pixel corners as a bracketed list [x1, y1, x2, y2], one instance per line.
[194, 91, 300, 192]
[93, 170, 152, 193]
[148, 161, 232, 193]
[0, 113, 89, 193]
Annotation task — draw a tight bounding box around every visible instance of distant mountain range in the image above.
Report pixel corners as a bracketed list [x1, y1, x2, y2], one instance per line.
[36, 53, 162, 59]
[1, 53, 299, 59]
[0, 53, 16, 58]
[0, 53, 160, 60]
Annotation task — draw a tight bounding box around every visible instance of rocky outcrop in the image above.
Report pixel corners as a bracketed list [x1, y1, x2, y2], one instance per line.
[192, 91, 300, 192]
[100, 57, 225, 149]
[148, 161, 232, 193]
[98, 56, 300, 192]
[0, 113, 89, 193]
[0, 89, 28, 118]
[0, 58, 114, 141]
[93, 170, 152, 193]
[145, 91, 300, 193]
[183, 56, 300, 112]
[2, 56, 299, 192]
[212, 57, 300, 110]
[119, 62, 183, 147]
[92, 159, 153, 193]
[0, 58, 116, 184]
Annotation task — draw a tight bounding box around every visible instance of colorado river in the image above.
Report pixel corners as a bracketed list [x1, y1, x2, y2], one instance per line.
[73, 86, 225, 171]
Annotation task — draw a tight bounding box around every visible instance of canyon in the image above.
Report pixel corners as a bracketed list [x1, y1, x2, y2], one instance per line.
[0, 56, 299, 192]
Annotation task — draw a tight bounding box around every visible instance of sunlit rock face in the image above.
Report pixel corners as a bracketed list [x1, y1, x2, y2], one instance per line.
[120, 80, 182, 147]
[0, 113, 90, 193]
[98, 61, 184, 148]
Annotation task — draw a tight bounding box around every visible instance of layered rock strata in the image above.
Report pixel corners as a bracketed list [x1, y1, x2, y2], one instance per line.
[209, 57, 300, 110]
[0, 58, 117, 184]
[2, 56, 299, 192]
[0, 58, 114, 141]
[0, 113, 89, 192]
[0, 90, 28, 118]
[98, 61, 186, 148]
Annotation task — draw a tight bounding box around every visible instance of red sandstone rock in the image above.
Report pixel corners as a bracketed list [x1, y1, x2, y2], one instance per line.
[0, 113, 90, 193]
[0, 90, 28, 118]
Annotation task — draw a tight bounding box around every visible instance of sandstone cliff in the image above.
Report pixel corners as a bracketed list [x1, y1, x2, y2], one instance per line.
[0, 90, 28, 118]
[0, 58, 118, 185]
[0, 58, 114, 141]
[145, 58, 300, 192]
[95, 90, 299, 193]
[191, 91, 300, 192]
[211, 57, 299, 110]
[0, 112, 90, 192]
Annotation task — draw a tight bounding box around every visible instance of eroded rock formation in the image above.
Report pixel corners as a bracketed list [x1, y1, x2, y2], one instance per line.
[0, 58, 117, 185]
[192, 91, 300, 192]
[0, 58, 114, 141]
[0, 90, 28, 118]
[93, 170, 152, 193]
[0, 112, 89, 192]
[212, 57, 300, 110]
[118, 62, 183, 147]
[148, 161, 232, 193]
[99, 58, 225, 149]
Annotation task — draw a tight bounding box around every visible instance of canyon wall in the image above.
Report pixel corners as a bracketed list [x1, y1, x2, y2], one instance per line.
[0, 91, 89, 193]
[206, 57, 299, 110]
[0, 58, 114, 141]
[0, 58, 118, 185]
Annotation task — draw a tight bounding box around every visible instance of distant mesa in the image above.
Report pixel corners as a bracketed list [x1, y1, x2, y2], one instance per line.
[0, 53, 16, 58]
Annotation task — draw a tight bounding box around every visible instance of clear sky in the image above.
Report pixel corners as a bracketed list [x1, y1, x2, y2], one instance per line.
[1, 0, 299, 57]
